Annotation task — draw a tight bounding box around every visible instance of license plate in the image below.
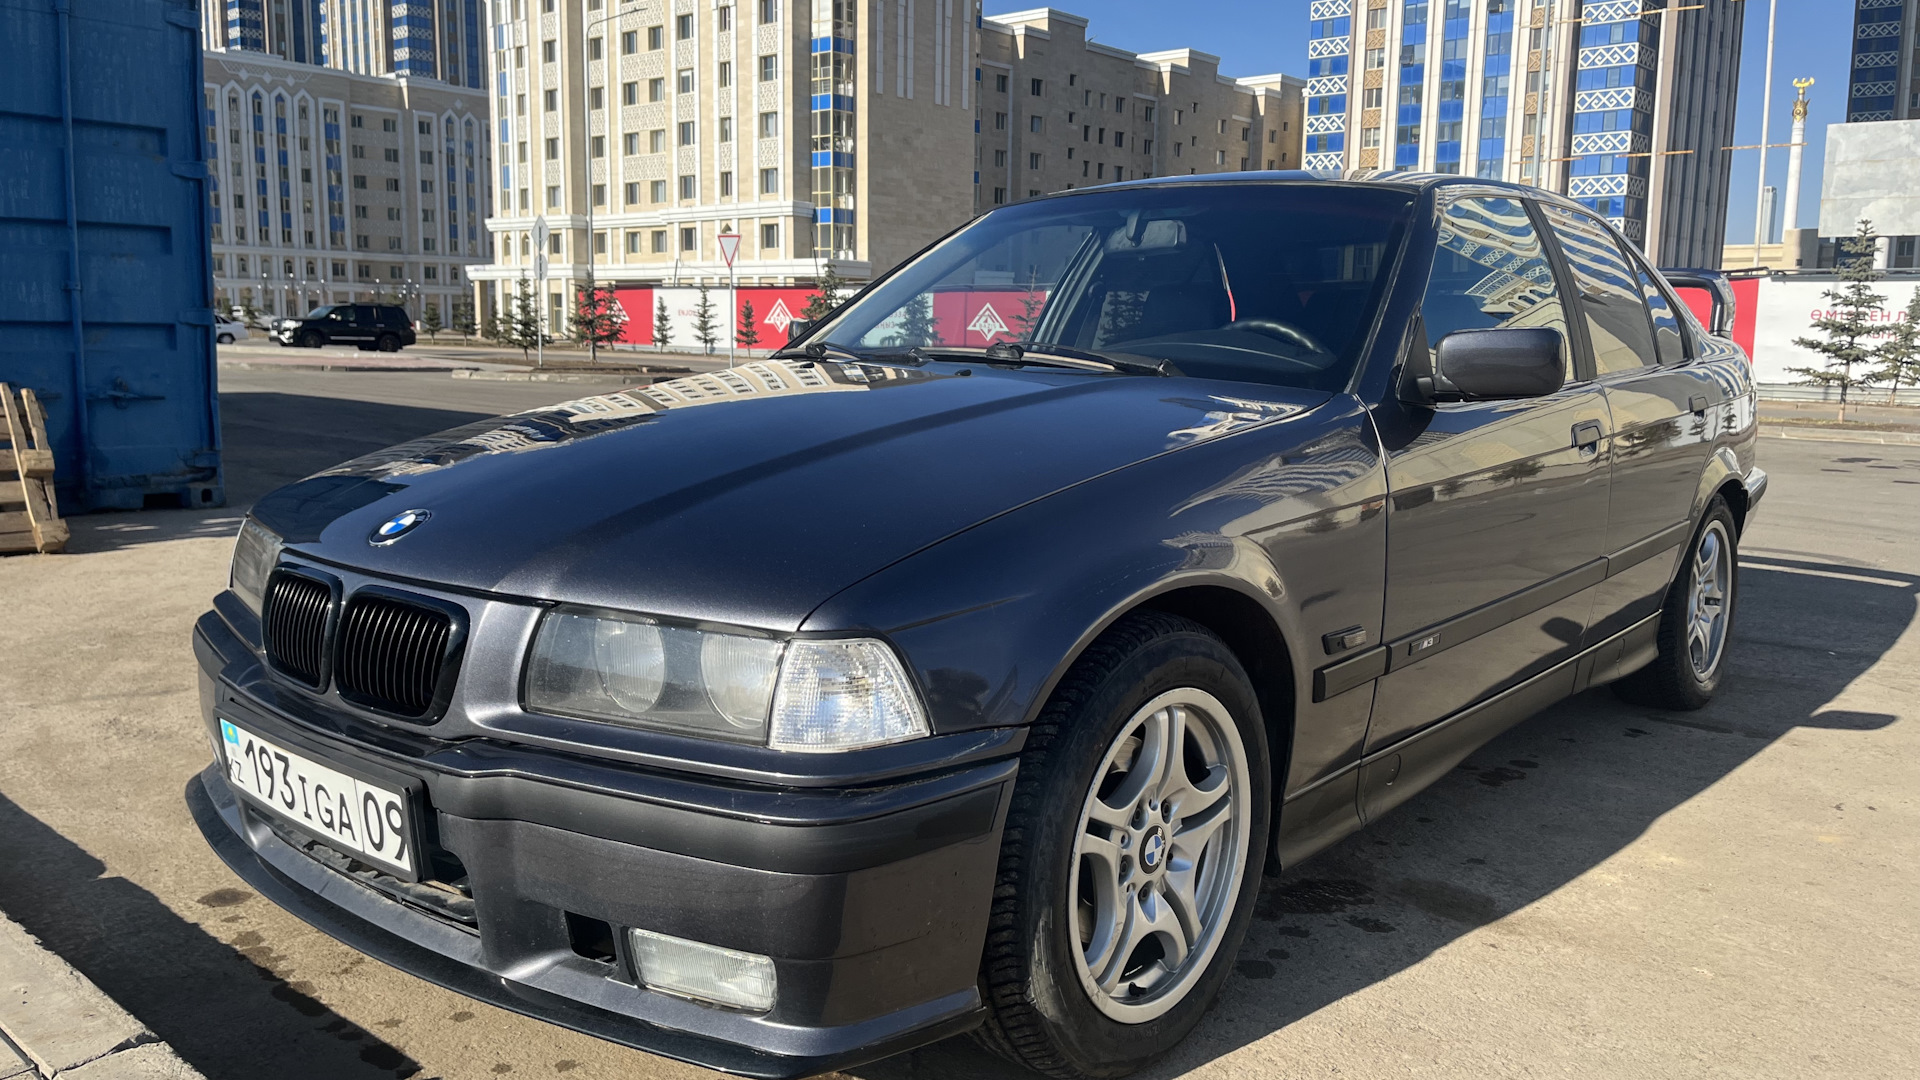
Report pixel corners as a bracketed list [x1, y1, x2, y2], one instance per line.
[219, 719, 415, 877]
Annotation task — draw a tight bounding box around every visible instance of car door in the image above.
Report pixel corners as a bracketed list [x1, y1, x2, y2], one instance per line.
[349, 305, 380, 344]
[1367, 193, 1612, 754]
[1538, 205, 1719, 641]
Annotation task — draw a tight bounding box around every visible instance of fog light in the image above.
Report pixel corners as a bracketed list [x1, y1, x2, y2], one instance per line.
[629, 928, 776, 1013]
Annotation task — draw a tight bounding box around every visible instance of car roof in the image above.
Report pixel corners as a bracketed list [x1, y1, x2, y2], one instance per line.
[1043, 169, 1590, 212]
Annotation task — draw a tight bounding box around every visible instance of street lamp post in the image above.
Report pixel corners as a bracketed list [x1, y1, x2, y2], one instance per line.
[582, 2, 651, 364]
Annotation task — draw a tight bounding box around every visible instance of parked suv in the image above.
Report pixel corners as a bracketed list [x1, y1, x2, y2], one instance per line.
[192, 174, 1764, 1079]
[274, 304, 416, 351]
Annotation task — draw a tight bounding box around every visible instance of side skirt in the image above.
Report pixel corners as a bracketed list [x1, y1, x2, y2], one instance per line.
[1274, 611, 1662, 868]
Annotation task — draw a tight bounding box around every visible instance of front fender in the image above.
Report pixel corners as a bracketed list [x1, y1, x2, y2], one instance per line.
[802, 395, 1389, 795]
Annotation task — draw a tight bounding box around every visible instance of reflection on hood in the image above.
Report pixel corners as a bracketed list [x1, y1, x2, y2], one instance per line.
[320, 360, 932, 482]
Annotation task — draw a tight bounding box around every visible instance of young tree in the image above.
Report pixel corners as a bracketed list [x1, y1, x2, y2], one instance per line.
[479, 306, 500, 344]
[736, 298, 762, 350]
[239, 298, 262, 330]
[1790, 219, 1887, 421]
[1873, 287, 1920, 405]
[692, 283, 719, 354]
[502, 273, 545, 362]
[570, 280, 626, 354]
[452, 300, 477, 344]
[1016, 267, 1046, 339]
[420, 303, 444, 341]
[653, 294, 673, 352]
[800, 264, 849, 321]
[888, 294, 940, 347]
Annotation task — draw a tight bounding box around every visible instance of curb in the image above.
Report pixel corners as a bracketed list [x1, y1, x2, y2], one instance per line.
[220, 362, 481, 373]
[0, 915, 201, 1079]
[450, 369, 663, 382]
[1757, 423, 1920, 445]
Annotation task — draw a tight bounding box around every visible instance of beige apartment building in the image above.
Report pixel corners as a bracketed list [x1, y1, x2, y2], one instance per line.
[469, 2, 1303, 329]
[203, 8, 494, 325]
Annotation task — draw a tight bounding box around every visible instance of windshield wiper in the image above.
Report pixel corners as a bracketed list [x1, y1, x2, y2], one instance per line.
[772, 340, 871, 363]
[985, 340, 1170, 377]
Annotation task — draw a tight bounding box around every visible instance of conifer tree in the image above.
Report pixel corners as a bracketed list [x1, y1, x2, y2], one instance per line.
[1790, 219, 1887, 421]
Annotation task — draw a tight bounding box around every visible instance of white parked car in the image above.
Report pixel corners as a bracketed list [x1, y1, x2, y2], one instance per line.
[214, 314, 249, 344]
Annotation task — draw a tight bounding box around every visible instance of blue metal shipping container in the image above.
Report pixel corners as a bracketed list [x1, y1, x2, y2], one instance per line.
[0, 0, 223, 511]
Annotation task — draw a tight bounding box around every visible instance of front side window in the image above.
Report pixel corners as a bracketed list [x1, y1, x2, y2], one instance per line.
[1422, 195, 1572, 378]
[1540, 204, 1659, 375]
[810, 184, 1414, 390]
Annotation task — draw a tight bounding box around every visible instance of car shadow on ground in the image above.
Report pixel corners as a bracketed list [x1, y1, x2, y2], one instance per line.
[0, 792, 427, 1079]
[854, 557, 1915, 1079]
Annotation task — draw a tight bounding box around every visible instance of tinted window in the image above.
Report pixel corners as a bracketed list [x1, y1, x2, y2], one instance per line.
[1624, 252, 1688, 364]
[376, 306, 409, 326]
[306, 305, 336, 320]
[815, 184, 1415, 390]
[352, 305, 377, 324]
[1540, 205, 1659, 375]
[1422, 195, 1573, 379]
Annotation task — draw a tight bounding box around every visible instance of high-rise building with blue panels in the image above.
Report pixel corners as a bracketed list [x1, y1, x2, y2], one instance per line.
[1305, 0, 1743, 267]
[202, 1, 486, 89]
[1847, 0, 1915, 122]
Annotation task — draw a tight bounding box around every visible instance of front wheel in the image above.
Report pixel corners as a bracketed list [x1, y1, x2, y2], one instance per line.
[976, 611, 1269, 1079]
[216, 332, 235, 344]
[1614, 496, 1738, 710]
[375, 333, 401, 352]
[297, 330, 323, 348]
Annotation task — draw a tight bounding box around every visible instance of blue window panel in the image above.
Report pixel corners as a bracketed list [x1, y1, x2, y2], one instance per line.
[1394, 143, 1420, 167]
[973, 171, 979, 184]
[1438, 100, 1463, 122]
[810, 151, 854, 168]
[1397, 104, 1422, 126]
[815, 208, 856, 225]
[501, 166, 511, 189]
[1434, 142, 1461, 162]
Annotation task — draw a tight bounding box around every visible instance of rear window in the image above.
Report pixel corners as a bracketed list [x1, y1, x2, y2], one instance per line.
[814, 183, 1414, 390]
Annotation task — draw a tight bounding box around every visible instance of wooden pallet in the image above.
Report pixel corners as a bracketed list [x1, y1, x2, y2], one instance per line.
[1, 382, 68, 555]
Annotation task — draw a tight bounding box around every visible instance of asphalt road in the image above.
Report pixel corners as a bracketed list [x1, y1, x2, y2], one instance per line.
[0, 371, 1914, 1080]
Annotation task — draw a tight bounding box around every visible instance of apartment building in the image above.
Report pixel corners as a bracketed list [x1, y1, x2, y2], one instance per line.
[1303, 0, 1742, 267]
[203, 51, 493, 324]
[469, 2, 1302, 336]
[976, 10, 1303, 207]
[200, 1, 489, 88]
[201, 4, 494, 324]
[1847, 0, 1917, 122]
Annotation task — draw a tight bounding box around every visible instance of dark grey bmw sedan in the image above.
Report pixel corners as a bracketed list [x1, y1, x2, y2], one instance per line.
[190, 174, 1764, 1079]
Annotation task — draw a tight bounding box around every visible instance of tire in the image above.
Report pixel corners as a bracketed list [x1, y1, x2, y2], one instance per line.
[216, 332, 235, 344]
[297, 330, 323, 349]
[376, 333, 400, 352]
[1613, 496, 1738, 711]
[975, 611, 1270, 1080]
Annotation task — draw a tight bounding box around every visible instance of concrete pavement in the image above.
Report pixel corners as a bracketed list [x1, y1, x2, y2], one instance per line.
[0, 369, 1913, 1079]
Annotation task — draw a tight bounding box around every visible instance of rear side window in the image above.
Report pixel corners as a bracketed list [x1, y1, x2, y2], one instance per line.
[1540, 204, 1660, 375]
[1421, 195, 1573, 379]
[1624, 252, 1690, 364]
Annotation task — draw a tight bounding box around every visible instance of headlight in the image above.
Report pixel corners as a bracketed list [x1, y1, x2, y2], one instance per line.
[524, 608, 928, 751]
[230, 518, 283, 615]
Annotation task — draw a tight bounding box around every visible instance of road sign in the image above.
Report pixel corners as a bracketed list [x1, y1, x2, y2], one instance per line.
[716, 232, 741, 268]
[532, 215, 550, 251]
[534, 253, 548, 280]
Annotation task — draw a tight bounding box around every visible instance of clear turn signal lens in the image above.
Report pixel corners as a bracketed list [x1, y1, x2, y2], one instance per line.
[630, 928, 776, 1012]
[768, 639, 929, 752]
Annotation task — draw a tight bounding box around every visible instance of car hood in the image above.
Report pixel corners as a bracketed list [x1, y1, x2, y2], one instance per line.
[252, 360, 1326, 631]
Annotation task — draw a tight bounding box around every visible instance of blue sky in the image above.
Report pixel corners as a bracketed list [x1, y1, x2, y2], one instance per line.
[984, 1, 1851, 246]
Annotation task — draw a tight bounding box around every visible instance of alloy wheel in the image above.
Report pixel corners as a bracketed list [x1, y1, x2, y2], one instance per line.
[1686, 519, 1732, 680]
[1068, 687, 1250, 1023]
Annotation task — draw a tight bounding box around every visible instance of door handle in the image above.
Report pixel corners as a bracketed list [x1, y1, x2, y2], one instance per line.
[1572, 420, 1604, 451]
[1688, 393, 1710, 415]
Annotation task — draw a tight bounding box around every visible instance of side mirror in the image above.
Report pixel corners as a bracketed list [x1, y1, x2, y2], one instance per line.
[1433, 328, 1565, 400]
[786, 319, 814, 343]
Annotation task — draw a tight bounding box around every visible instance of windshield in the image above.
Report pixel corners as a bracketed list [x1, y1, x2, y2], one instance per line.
[305, 306, 336, 319]
[811, 184, 1413, 389]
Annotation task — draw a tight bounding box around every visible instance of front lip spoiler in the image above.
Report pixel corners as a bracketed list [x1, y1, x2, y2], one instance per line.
[186, 771, 985, 1079]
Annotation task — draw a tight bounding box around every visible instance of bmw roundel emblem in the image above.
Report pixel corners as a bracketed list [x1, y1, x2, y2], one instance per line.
[369, 508, 431, 546]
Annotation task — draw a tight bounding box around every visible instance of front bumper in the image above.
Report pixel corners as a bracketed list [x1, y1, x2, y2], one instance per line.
[189, 614, 1012, 1078]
